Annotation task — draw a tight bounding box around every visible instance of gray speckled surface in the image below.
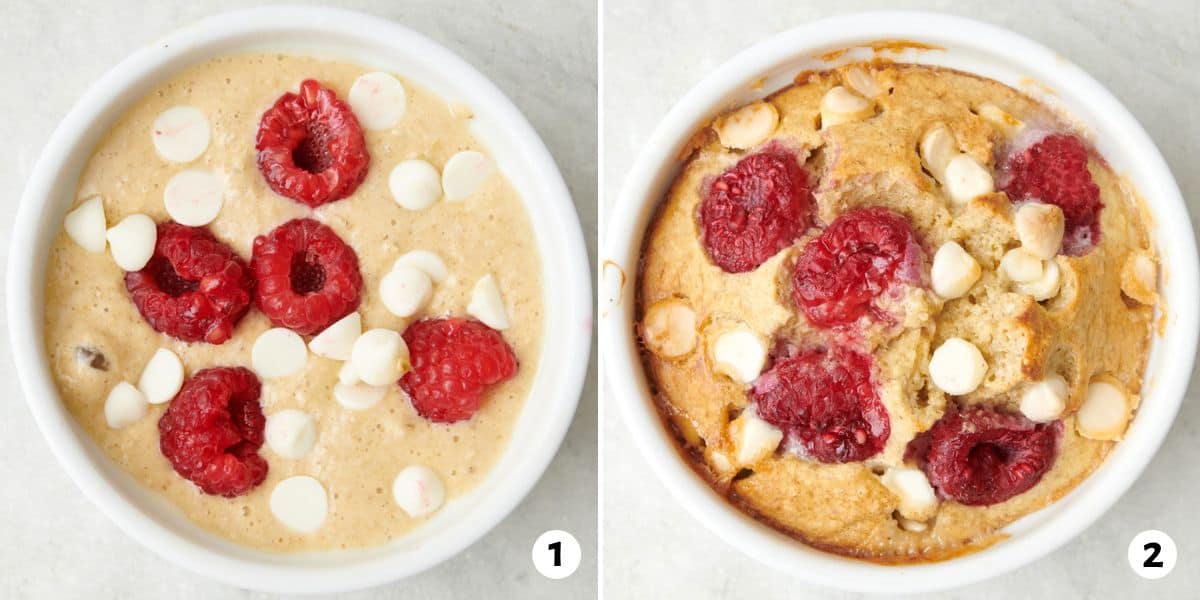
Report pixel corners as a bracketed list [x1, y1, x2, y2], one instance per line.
[0, 0, 596, 598]
[601, 0, 1199, 598]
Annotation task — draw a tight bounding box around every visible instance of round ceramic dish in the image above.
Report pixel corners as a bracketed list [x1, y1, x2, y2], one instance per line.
[9, 6, 591, 595]
[601, 10, 1197, 594]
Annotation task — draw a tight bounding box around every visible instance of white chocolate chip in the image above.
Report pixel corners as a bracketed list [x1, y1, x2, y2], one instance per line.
[1120, 250, 1158, 305]
[942, 154, 994, 204]
[467, 274, 511, 330]
[975, 102, 1025, 135]
[1019, 375, 1069, 423]
[820, 86, 874, 128]
[380, 266, 433, 318]
[105, 382, 148, 429]
[308, 312, 361, 361]
[729, 407, 783, 466]
[898, 517, 929, 533]
[919, 123, 957, 181]
[270, 476, 328, 533]
[879, 467, 938, 521]
[844, 66, 882, 98]
[350, 328, 410, 387]
[265, 409, 317, 459]
[1077, 380, 1131, 440]
[393, 465, 446, 517]
[442, 151, 493, 201]
[333, 382, 387, 411]
[252, 328, 308, 378]
[1000, 247, 1044, 283]
[163, 169, 223, 226]
[393, 250, 449, 283]
[389, 160, 441, 210]
[929, 337, 988, 395]
[931, 241, 981, 299]
[1014, 203, 1065, 260]
[137, 348, 183, 405]
[712, 101, 779, 150]
[106, 214, 157, 271]
[347, 72, 407, 130]
[920, 123, 997, 210]
[64, 196, 107, 253]
[151, 106, 210, 163]
[641, 299, 696, 359]
[1015, 260, 1062, 301]
[711, 327, 766, 384]
[709, 451, 732, 474]
[337, 360, 361, 385]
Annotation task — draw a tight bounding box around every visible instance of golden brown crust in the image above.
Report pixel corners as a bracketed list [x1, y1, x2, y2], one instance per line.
[636, 63, 1156, 562]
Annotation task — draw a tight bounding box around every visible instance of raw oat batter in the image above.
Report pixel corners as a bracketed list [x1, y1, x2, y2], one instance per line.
[45, 53, 544, 551]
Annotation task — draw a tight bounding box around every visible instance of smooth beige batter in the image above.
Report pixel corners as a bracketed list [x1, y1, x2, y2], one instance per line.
[639, 63, 1156, 561]
[45, 54, 544, 552]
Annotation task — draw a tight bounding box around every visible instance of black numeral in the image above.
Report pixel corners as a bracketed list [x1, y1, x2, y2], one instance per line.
[549, 540, 562, 567]
[1144, 542, 1164, 568]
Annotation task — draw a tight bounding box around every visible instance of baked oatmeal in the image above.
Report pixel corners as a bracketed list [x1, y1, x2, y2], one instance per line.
[637, 62, 1157, 561]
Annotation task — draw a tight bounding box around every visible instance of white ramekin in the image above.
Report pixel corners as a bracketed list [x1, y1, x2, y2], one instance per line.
[8, 6, 591, 595]
[601, 10, 1197, 594]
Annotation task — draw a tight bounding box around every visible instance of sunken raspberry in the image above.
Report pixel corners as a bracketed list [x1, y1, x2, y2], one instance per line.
[791, 206, 925, 329]
[751, 346, 889, 463]
[907, 407, 1061, 506]
[250, 218, 363, 335]
[1000, 133, 1102, 255]
[124, 222, 254, 344]
[158, 367, 268, 497]
[699, 149, 815, 273]
[401, 317, 519, 423]
[255, 79, 371, 207]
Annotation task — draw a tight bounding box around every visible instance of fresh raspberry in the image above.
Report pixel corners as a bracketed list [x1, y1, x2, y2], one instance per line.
[400, 317, 519, 423]
[255, 79, 370, 207]
[124, 222, 254, 344]
[698, 149, 815, 273]
[250, 218, 363, 335]
[907, 407, 1061, 506]
[1000, 133, 1102, 255]
[751, 346, 889, 463]
[791, 206, 925, 329]
[158, 367, 268, 497]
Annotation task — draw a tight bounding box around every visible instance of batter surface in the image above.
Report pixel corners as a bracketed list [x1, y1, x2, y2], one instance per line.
[45, 53, 543, 551]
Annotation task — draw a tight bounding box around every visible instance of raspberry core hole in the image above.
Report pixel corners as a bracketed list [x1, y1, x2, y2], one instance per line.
[290, 250, 326, 295]
[967, 441, 1009, 468]
[292, 122, 334, 174]
[147, 256, 198, 297]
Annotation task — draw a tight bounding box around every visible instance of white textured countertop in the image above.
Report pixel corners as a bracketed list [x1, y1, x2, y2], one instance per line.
[601, 0, 1199, 597]
[0, 0, 596, 598]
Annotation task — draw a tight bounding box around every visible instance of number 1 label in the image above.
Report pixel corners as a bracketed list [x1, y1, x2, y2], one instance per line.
[532, 530, 581, 579]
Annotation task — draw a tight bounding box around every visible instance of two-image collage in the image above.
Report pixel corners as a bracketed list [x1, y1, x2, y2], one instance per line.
[1, 0, 1196, 598]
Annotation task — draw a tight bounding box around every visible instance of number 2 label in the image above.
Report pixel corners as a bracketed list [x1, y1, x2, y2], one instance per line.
[1128, 530, 1176, 579]
[1142, 542, 1163, 568]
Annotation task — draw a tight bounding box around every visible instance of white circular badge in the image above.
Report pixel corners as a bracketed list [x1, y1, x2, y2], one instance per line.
[531, 529, 581, 580]
[1128, 529, 1176, 579]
